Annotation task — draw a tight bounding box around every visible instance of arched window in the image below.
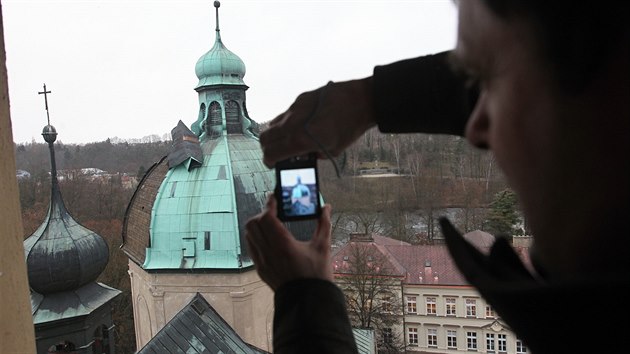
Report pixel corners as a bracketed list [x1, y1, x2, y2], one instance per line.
[47, 341, 76, 353]
[198, 103, 206, 132]
[225, 100, 241, 134]
[92, 325, 111, 354]
[209, 101, 222, 127]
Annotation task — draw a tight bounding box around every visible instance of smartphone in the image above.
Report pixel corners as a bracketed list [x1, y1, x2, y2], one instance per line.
[275, 153, 322, 221]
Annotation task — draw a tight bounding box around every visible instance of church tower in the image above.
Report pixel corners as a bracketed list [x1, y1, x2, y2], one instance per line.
[121, 2, 315, 351]
[191, 0, 257, 139]
[24, 85, 121, 354]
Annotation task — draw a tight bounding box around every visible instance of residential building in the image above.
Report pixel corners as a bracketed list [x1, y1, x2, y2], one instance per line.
[333, 232, 531, 353]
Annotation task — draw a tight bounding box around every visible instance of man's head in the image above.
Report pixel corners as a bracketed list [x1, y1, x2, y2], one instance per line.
[454, 0, 629, 277]
[481, 1, 629, 93]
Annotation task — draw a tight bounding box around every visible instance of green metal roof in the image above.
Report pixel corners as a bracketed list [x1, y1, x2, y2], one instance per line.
[144, 134, 277, 270]
[352, 328, 376, 354]
[195, 32, 246, 88]
[138, 293, 268, 353]
[146, 137, 239, 269]
[31, 282, 120, 325]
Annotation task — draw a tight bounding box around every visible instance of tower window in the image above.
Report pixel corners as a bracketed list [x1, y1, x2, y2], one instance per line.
[225, 100, 240, 134]
[209, 101, 222, 127]
[204, 232, 211, 250]
[170, 182, 177, 198]
[198, 103, 206, 131]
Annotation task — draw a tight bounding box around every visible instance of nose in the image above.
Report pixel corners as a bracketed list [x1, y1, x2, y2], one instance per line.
[465, 92, 490, 150]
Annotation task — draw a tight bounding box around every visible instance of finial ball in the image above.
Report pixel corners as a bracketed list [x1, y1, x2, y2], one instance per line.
[214, 1, 220, 8]
[42, 124, 58, 143]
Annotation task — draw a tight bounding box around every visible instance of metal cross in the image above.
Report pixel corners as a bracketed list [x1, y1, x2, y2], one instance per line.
[38, 83, 52, 125]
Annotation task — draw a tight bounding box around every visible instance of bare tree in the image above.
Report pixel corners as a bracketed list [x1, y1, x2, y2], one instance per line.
[346, 210, 383, 235]
[335, 242, 405, 353]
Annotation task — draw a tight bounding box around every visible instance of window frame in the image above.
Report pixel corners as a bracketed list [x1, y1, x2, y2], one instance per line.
[408, 327, 419, 345]
[425, 296, 437, 315]
[427, 328, 438, 348]
[466, 298, 477, 317]
[447, 329, 458, 349]
[446, 297, 457, 316]
[406, 296, 418, 314]
[467, 331, 478, 351]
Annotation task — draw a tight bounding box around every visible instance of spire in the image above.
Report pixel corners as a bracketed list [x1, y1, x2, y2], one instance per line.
[38, 84, 59, 185]
[214, 1, 221, 42]
[34, 84, 67, 271]
[24, 84, 109, 294]
[38, 83, 52, 126]
[194, 0, 246, 89]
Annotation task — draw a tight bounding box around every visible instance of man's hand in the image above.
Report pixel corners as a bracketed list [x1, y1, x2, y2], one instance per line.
[246, 194, 334, 291]
[260, 78, 376, 168]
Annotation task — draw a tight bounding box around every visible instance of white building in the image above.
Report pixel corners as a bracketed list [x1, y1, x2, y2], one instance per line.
[333, 232, 531, 354]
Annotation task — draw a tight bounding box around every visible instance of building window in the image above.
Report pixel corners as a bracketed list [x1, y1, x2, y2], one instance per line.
[427, 328, 438, 348]
[92, 325, 111, 354]
[204, 231, 211, 250]
[466, 298, 477, 317]
[486, 333, 495, 353]
[225, 100, 241, 134]
[426, 297, 436, 315]
[363, 299, 373, 312]
[382, 296, 392, 312]
[408, 327, 418, 345]
[446, 297, 457, 316]
[209, 101, 222, 126]
[382, 328, 393, 345]
[516, 339, 528, 353]
[498, 334, 507, 352]
[48, 341, 76, 353]
[447, 330, 457, 349]
[406, 296, 417, 314]
[485, 305, 496, 318]
[198, 103, 206, 131]
[467, 331, 478, 351]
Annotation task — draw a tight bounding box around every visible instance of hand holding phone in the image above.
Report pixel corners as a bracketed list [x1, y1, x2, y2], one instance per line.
[275, 153, 322, 221]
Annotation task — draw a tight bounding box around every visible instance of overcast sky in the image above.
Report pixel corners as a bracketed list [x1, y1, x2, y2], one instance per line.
[3, 0, 457, 144]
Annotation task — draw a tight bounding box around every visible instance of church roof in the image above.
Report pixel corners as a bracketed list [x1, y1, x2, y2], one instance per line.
[143, 135, 273, 270]
[352, 329, 377, 354]
[195, 1, 246, 88]
[23, 190, 109, 294]
[30, 282, 121, 325]
[137, 293, 268, 354]
[24, 122, 109, 294]
[122, 0, 318, 272]
[122, 134, 318, 271]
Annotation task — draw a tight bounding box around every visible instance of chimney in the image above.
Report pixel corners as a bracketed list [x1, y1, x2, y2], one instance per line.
[424, 260, 433, 282]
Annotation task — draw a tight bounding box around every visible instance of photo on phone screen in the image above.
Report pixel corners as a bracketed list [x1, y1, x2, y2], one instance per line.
[280, 167, 318, 217]
[275, 155, 321, 221]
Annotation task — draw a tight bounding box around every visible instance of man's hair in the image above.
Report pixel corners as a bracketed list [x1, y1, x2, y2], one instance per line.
[482, 1, 629, 93]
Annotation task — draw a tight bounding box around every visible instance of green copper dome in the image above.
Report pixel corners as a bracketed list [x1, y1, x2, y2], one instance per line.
[195, 2, 246, 88]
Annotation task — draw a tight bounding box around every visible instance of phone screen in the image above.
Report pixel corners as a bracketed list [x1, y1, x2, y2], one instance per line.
[275, 154, 321, 221]
[279, 167, 318, 217]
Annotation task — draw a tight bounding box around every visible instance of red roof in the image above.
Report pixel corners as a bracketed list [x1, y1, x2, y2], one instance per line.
[384, 245, 467, 285]
[331, 233, 532, 287]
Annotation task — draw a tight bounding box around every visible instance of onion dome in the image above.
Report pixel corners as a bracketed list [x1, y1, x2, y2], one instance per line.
[195, 1, 246, 88]
[23, 123, 109, 294]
